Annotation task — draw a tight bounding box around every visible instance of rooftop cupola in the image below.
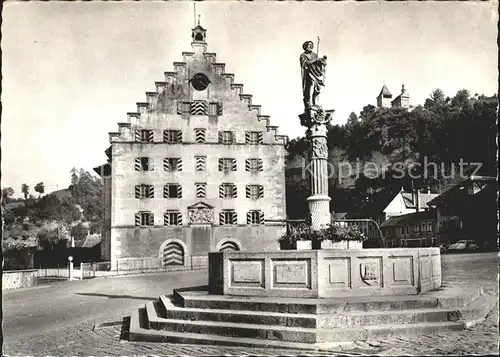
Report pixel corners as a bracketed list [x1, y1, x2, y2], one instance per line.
[191, 15, 207, 53]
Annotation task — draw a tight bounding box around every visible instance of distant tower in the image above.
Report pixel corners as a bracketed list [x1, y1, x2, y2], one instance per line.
[391, 84, 410, 109]
[376, 84, 393, 109]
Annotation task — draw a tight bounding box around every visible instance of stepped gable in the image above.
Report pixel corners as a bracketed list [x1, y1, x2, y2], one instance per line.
[108, 37, 288, 146]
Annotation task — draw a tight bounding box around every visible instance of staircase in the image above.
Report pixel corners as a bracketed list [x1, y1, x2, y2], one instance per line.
[128, 285, 496, 349]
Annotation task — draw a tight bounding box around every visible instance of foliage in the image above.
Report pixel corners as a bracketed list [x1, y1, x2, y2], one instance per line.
[278, 223, 365, 244]
[34, 182, 45, 197]
[21, 184, 30, 200]
[36, 221, 71, 250]
[315, 224, 366, 242]
[2, 187, 15, 203]
[285, 89, 497, 217]
[278, 224, 322, 244]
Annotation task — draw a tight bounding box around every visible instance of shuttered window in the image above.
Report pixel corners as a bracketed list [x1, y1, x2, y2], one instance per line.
[219, 183, 237, 198]
[219, 210, 237, 225]
[135, 157, 154, 171]
[194, 128, 206, 143]
[245, 131, 263, 144]
[246, 185, 264, 199]
[164, 184, 183, 198]
[134, 184, 154, 199]
[195, 183, 207, 198]
[135, 211, 154, 226]
[195, 156, 206, 171]
[163, 130, 182, 143]
[218, 131, 235, 144]
[163, 158, 182, 172]
[218, 158, 237, 172]
[247, 210, 264, 225]
[245, 158, 263, 172]
[164, 211, 182, 226]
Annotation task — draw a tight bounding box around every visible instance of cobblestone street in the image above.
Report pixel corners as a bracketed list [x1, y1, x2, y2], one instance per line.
[3, 253, 499, 356]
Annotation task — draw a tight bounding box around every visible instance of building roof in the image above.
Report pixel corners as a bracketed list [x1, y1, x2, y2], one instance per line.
[380, 210, 435, 228]
[401, 192, 439, 210]
[427, 175, 496, 206]
[350, 187, 399, 218]
[378, 85, 392, 98]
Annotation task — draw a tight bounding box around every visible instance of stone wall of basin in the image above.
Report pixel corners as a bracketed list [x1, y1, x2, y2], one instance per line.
[208, 248, 441, 298]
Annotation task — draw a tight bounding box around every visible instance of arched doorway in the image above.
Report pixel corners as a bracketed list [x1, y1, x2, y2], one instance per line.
[216, 238, 242, 252]
[161, 241, 185, 266]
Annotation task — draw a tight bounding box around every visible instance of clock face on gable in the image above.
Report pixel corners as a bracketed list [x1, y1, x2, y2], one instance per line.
[190, 73, 211, 91]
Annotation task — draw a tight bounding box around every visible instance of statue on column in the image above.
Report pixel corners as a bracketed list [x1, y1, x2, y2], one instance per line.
[300, 40, 328, 112]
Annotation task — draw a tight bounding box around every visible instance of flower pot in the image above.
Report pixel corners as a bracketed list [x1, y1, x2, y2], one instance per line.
[296, 240, 312, 250]
[317, 240, 363, 249]
[279, 240, 312, 250]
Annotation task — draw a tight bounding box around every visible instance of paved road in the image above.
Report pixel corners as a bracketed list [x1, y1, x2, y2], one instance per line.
[3, 252, 498, 356]
[2, 269, 208, 338]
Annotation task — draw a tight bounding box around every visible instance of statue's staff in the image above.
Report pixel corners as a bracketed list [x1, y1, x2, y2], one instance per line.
[316, 36, 320, 58]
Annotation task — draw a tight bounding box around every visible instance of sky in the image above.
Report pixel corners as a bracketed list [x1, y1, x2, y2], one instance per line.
[1, 1, 498, 197]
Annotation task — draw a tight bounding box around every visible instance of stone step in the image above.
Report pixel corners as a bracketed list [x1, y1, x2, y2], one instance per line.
[160, 295, 317, 328]
[129, 307, 348, 350]
[174, 289, 441, 314]
[161, 295, 464, 328]
[137, 302, 465, 344]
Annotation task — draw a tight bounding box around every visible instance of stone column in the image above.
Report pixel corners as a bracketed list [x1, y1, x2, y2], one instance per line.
[300, 107, 334, 231]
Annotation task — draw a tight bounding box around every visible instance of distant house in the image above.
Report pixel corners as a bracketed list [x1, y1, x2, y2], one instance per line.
[349, 187, 439, 244]
[380, 210, 437, 248]
[427, 174, 496, 246]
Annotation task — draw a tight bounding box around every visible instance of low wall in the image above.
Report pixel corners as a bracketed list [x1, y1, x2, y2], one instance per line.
[2, 269, 38, 290]
[209, 248, 442, 298]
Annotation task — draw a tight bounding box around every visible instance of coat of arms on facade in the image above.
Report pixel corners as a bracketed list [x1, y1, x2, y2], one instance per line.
[188, 202, 214, 224]
[360, 262, 380, 286]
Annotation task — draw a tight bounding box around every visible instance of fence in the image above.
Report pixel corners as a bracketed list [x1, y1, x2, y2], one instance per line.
[80, 255, 209, 279]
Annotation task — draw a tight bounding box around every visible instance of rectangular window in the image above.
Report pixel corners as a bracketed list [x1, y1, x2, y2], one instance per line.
[195, 156, 206, 171]
[219, 158, 237, 172]
[427, 222, 432, 232]
[247, 210, 264, 225]
[195, 183, 207, 198]
[245, 158, 263, 172]
[400, 227, 404, 235]
[194, 128, 206, 143]
[163, 130, 182, 143]
[135, 211, 154, 227]
[135, 129, 154, 143]
[163, 158, 182, 172]
[164, 184, 182, 198]
[177, 101, 191, 115]
[245, 131, 263, 144]
[219, 210, 237, 225]
[246, 185, 264, 199]
[208, 102, 222, 116]
[164, 210, 182, 226]
[218, 131, 235, 144]
[219, 183, 237, 198]
[134, 184, 154, 199]
[135, 157, 153, 171]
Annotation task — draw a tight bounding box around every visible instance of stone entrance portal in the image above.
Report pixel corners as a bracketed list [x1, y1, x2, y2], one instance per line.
[161, 241, 185, 266]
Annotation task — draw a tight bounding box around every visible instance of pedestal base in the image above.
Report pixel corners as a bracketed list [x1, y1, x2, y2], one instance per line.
[307, 194, 331, 230]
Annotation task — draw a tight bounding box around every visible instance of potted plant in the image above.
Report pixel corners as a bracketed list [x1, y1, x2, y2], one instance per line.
[278, 223, 319, 250]
[312, 223, 365, 249]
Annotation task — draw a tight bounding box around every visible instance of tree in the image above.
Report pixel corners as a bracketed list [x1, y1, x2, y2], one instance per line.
[36, 221, 70, 250]
[21, 184, 30, 200]
[2, 187, 15, 203]
[34, 182, 45, 197]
